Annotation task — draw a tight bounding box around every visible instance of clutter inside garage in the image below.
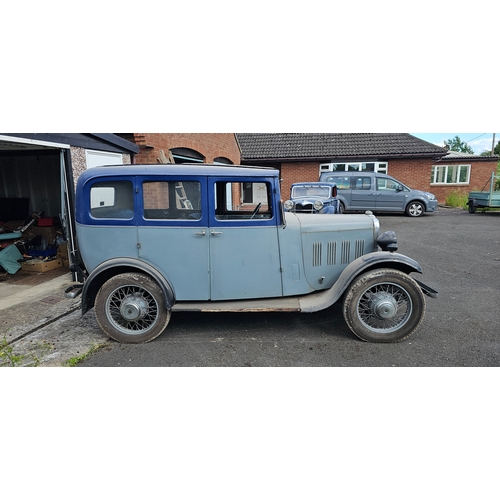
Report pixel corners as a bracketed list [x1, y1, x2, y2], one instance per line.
[0, 149, 70, 282]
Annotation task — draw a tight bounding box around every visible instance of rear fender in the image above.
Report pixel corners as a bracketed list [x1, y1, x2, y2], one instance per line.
[299, 252, 423, 313]
[81, 258, 175, 315]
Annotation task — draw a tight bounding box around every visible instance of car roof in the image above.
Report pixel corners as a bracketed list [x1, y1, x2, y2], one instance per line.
[322, 171, 392, 178]
[77, 163, 279, 182]
[291, 182, 335, 186]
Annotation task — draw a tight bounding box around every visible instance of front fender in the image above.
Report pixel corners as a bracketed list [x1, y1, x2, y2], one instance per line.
[298, 252, 422, 313]
[81, 258, 175, 315]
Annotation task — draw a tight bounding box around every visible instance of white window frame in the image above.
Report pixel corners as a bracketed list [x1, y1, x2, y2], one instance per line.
[319, 162, 388, 175]
[431, 164, 471, 185]
[85, 150, 123, 169]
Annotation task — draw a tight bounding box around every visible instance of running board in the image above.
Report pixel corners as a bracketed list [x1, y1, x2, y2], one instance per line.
[172, 297, 302, 313]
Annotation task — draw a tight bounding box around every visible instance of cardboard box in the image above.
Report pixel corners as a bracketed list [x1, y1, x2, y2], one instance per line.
[21, 257, 63, 273]
[57, 243, 69, 267]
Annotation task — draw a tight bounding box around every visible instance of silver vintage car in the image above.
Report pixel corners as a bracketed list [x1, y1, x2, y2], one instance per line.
[72, 164, 437, 344]
[284, 182, 340, 214]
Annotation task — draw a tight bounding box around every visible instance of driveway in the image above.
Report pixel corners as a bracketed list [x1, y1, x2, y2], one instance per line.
[73, 208, 500, 367]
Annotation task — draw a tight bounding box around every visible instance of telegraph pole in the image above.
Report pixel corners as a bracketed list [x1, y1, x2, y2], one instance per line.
[492, 133, 496, 156]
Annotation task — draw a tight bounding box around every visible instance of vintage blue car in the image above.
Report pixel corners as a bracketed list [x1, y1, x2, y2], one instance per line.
[284, 182, 340, 214]
[71, 164, 437, 344]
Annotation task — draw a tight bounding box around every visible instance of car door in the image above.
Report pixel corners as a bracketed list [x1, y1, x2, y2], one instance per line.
[137, 177, 211, 301]
[207, 177, 283, 301]
[375, 177, 407, 211]
[350, 175, 374, 210]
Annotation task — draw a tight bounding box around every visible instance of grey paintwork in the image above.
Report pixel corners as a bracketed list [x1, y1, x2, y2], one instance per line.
[320, 171, 438, 215]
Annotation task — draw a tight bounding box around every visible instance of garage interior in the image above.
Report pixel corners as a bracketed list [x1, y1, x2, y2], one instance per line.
[0, 139, 70, 286]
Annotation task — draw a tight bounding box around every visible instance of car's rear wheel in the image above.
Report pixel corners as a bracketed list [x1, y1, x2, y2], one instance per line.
[343, 269, 425, 343]
[95, 273, 171, 343]
[405, 201, 424, 217]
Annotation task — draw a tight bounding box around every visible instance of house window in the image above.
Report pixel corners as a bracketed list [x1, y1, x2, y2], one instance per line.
[320, 162, 388, 174]
[431, 165, 471, 185]
[170, 148, 205, 164]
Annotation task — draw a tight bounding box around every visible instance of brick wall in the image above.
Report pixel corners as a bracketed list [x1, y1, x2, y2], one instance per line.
[126, 133, 241, 165]
[428, 159, 497, 204]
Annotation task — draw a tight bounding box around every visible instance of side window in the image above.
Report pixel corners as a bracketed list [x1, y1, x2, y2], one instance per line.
[377, 178, 400, 191]
[352, 177, 371, 190]
[90, 181, 134, 219]
[214, 181, 272, 220]
[325, 176, 350, 190]
[143, 181, 201, 220]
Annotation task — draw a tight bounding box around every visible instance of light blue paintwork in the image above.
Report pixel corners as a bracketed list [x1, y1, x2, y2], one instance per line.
[74, 164, 383, 304]
[76, 225, 138, 271]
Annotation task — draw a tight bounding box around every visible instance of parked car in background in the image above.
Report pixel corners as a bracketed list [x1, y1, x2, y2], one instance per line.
[71, 164, 437, 345]
[319, 171, 438, 217]
[284, 182, 339, 214]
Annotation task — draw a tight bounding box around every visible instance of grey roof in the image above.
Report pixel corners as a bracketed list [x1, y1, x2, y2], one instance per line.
[439, 150, 499, 161]
[236, 133, 447, 161]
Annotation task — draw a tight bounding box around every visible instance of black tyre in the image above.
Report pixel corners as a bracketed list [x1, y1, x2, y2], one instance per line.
[468, 202, 476, 214]
[405, 201, 425, 217]
[343, 269, 425, 343]
[338, 201, 345, 214]
[95, 273, 171, 343]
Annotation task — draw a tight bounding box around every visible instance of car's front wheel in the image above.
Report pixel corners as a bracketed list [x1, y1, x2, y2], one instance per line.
[405, 201, 425, 217]
[95, 273, 171, 343]
[343, 269, 425, 343]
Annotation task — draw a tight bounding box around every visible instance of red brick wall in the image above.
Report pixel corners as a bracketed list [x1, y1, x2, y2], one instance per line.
[128, 133, 241, 165]
[428, 159, 497, 204]
[280, 162, 319, 200]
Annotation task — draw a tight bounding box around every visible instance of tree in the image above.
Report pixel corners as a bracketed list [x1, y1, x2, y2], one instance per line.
[479, 141, 500, 156]
[444, 135, 475, 154]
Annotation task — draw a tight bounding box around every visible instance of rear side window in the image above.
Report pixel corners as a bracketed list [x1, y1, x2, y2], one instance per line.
[353, 177, 371, 190]
[324, 176, 351, 190]
[90, 181, 134, 219]
[143, 181, 201, 220]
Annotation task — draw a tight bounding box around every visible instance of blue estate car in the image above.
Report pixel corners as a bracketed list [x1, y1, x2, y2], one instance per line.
[284, 182, 340, 214]
[71, 164, 437, 344]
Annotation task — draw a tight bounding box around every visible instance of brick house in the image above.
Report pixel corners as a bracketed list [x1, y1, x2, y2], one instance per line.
[116, 133, 240, 166]
[235, 133, 499, 204]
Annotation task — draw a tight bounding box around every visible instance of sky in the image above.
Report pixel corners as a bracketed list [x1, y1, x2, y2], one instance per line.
[410, 133, 499, 155]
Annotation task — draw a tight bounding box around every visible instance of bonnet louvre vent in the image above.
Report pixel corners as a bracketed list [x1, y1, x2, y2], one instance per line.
[312, 242, 322, 266]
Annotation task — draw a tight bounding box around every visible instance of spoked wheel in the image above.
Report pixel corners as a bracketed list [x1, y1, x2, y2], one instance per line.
[95, 273, 171, 343]
[343, 269, 425, 343]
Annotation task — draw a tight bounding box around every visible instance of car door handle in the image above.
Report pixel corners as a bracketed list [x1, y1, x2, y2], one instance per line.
[211, 230, 223, 235]
[194, 230, 206, 236]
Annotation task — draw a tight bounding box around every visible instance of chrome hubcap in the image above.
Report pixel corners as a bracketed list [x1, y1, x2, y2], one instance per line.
[371, 292, 398, 319]
[120, 295, 149, 321]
